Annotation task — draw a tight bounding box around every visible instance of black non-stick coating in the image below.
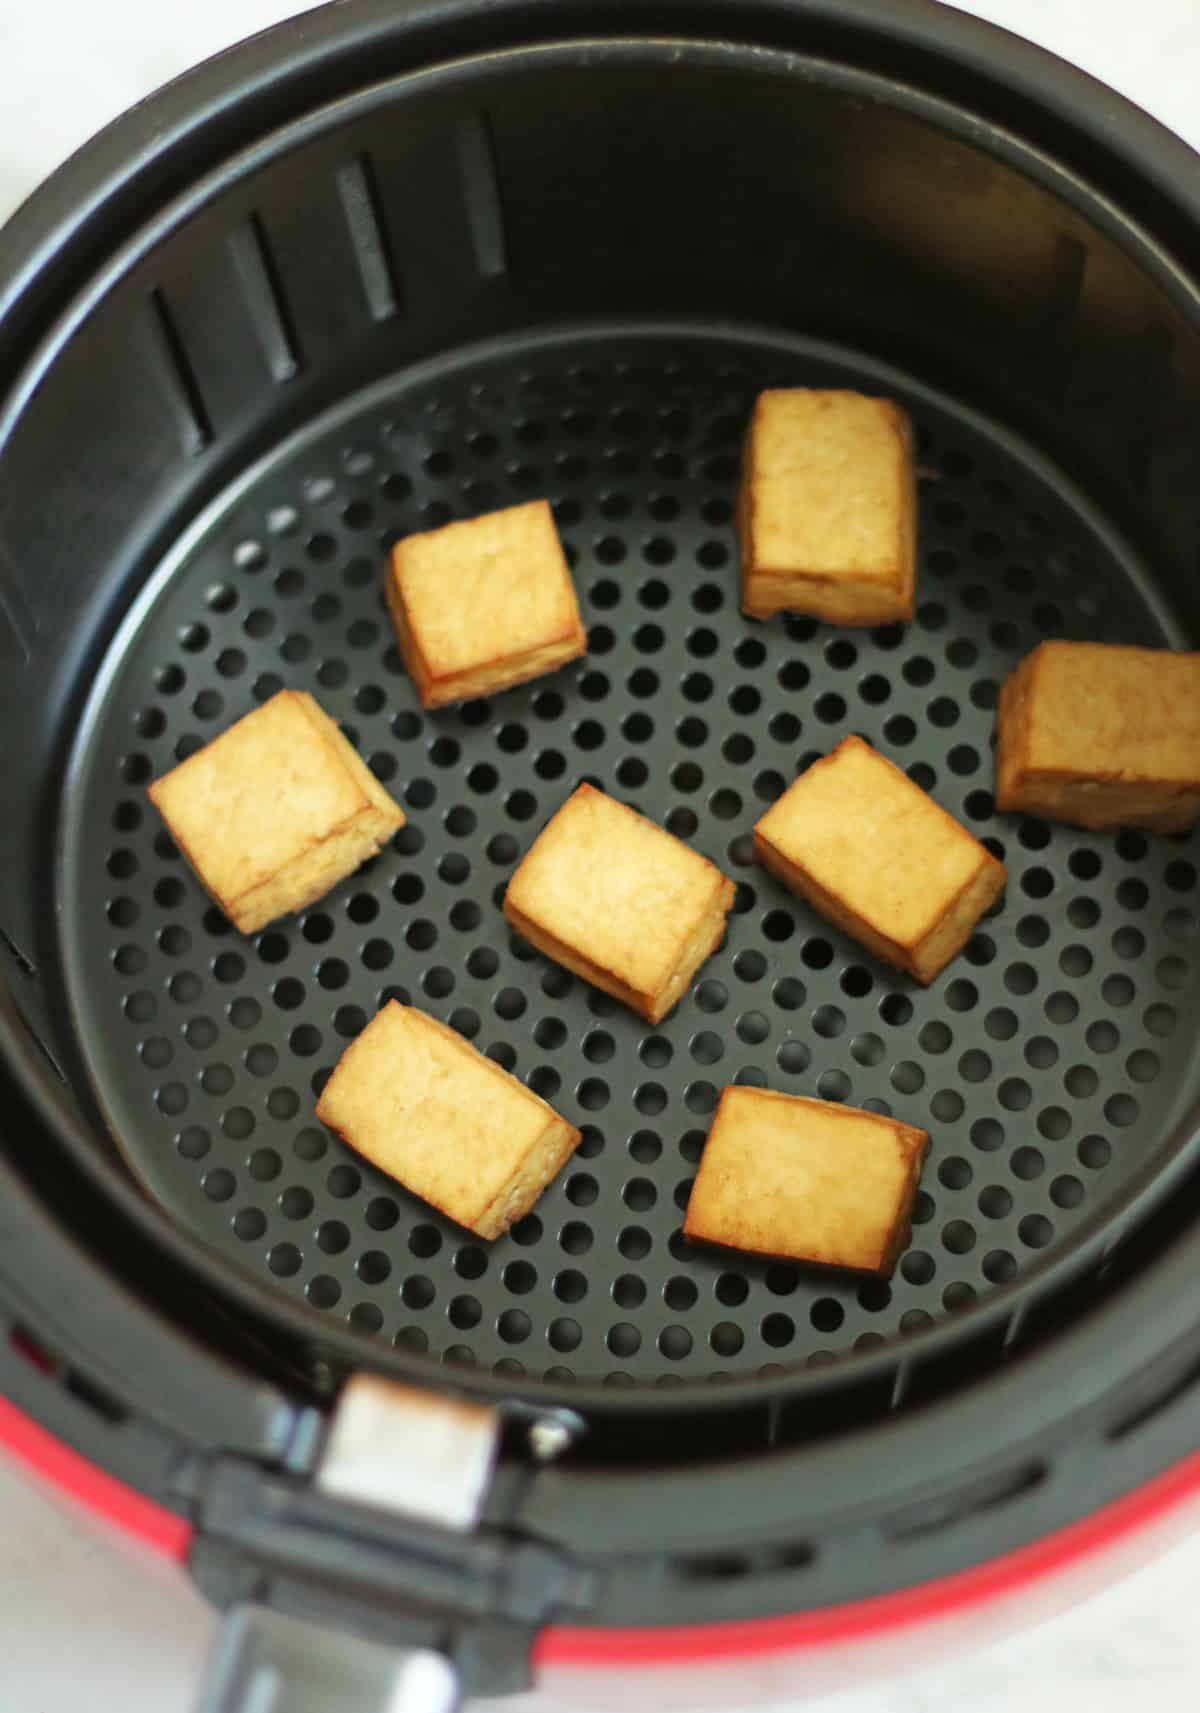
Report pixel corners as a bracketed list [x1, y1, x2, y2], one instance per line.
[59, 324, 1200, 1385]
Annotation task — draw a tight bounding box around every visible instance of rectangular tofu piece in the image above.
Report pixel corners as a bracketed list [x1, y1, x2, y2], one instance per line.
[386, 498, 586, 708]
[996, 641, 1200, 834]
[504, 784, 736, 1024]
[737, 388, 916, 625]
[684, 1087, 929, 1277]
[755, 735, 1006, 984]
[316, 1003, 581, 1240]
[147, 689, 404, 935]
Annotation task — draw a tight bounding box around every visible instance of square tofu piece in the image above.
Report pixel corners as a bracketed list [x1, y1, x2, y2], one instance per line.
[386, 499, 586, 708]
[738, 388, 916, 625]
[684, 1088, 929, 1277]
[504, 784, 736, 1024]
[755, 735, 1006, 984]
[996, 641, 1200, 834]
[316, 1003, 580, 1240]
[146, 689, 404, 936]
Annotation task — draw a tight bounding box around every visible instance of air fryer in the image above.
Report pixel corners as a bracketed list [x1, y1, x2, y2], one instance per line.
[1, 2, 1200, 1709]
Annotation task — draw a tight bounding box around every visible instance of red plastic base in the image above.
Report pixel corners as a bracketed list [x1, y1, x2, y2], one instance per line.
[0, 1393, 191, 1560]
[1, 1388, 1198, 1669]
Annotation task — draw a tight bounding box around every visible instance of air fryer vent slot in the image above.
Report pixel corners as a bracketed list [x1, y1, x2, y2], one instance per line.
[5, 1320, 128, 1425]
[148, 287, 215, 454]
[0, 923, 36, 978]
[336, 156, 401, 325]
[1107, 1344, 1200, 1442]
[456, 114, 507, 280]
[228, 215, 303, 383]
[63, 1366, 130, 1426]
[884, 1457, 1046, 1541]
[679, 1539, 815, 1583]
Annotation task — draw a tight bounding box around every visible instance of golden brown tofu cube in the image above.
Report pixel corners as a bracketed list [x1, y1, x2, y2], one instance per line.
[684, 1087, 929, 1277]
[385, 499, 586, 708]
[737, 388, 916, 625]
[996, 641, 1200, 834]
[146, 690, 404, 936]
[755, 735, 1006, 984]
[504, 784, 736, 1024]
[316, 1003, 581, 1240]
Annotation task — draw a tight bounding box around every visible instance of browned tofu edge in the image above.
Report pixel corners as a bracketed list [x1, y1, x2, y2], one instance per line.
[472, 1113, 582, 1239]
[682, 1087, 930, 1278]
[502, 784, 735, 1022]
[754, 824, 1004, 985]
[315, 1003, 582, 1240]
[383, 563, 439, 707]
[146, 689, 404, 931]
[996, 643, 1200, 833]
[503, 892, 661, 1018]
[385, 506, 587, 709]
[739, 573, 914, 626]
[289, 691, 405, 828]
[753, 738, 1007, 984]
[735, 392, 917, 622]
[504, 863, 735, 1023]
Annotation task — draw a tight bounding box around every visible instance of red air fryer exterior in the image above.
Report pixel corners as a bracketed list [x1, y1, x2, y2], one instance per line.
[4, 1392, 1200, 1701]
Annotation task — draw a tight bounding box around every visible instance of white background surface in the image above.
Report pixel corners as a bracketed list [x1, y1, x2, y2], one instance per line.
[0, 0, 1198, 1709]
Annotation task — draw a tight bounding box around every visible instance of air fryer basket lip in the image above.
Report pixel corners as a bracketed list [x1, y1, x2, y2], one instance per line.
[6, 0, 1200, 366]
[3, 0, 1200, 1432]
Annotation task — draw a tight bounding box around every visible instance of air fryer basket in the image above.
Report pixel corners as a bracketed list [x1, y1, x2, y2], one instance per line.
[60, 325, 1198, 1380]
[4, 0, 1200, 1700]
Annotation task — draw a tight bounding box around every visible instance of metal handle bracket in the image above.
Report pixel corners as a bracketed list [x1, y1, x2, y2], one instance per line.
[197, 1605, 461, 1713]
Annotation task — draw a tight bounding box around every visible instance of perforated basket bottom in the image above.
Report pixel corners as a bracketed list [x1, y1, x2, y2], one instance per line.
[59, 323, 1200, 1385]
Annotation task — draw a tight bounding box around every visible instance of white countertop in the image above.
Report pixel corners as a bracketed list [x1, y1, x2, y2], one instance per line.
[1, 1, 1199, 1708]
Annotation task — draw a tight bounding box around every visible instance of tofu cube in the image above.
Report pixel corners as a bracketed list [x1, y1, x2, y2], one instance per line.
[147, 689, 404, 936]
[737, 388, 916, 625]
[755, 735, 1006, 984]
[996, 641, 1200, 834]
[316, 1003, 581, 1240]
[684, 1087, 929, 1277]
[385, 499, 586, 708]
[504, 784, 736, 1024]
